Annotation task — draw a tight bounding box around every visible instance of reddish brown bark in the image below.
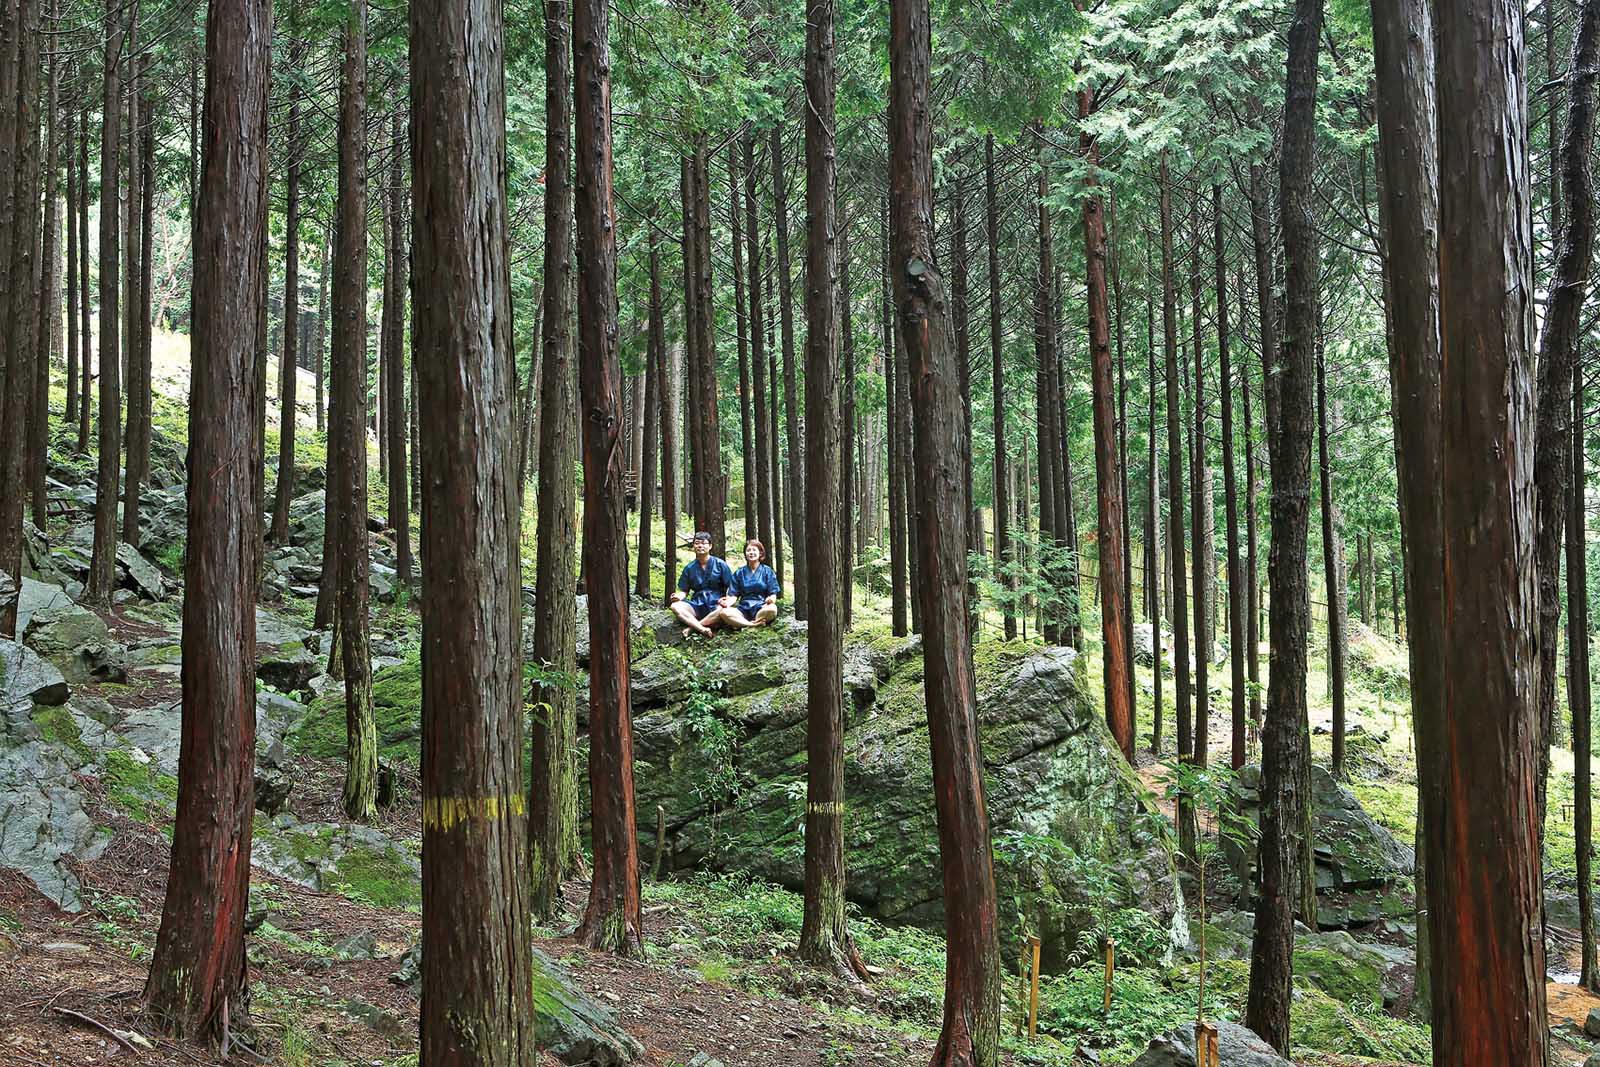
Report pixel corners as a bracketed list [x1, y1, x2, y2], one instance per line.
[798, 0, 862, 978]
[142, 0, 268, 1038]
[1431, 0, 1548, 1058]
[986, 135, 1013, 641]
[383, 109, 411, 586]
[771, 123, 805, 615]
[889, 0, 1002, 1061]
[1214, 185, 1247, 771]
[410, 0, 539, 1052]
[745, 134, 774, 568]
[1079, 89, 1132, 762]
[269, 19, 304, 545]
[85, 0, 122, 608]
[331, 0, 376, 822]
[1247, 0, 1321, 1050]
[528, 0, 580, 921]
[573, 0, 643, 957]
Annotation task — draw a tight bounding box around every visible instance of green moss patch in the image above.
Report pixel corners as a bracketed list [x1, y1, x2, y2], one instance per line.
[291, 656, 423, 765]
[330, 844, 421, 910]
[101, 747, 179, 822]
[32, 705, 93, 765]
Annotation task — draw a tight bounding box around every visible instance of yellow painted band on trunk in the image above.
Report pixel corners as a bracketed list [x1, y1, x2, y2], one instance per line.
[422, 793, 528, 831]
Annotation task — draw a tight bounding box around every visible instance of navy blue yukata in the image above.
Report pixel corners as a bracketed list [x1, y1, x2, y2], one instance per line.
[729, 563, 780, 620]
[678, 557, 735, 619]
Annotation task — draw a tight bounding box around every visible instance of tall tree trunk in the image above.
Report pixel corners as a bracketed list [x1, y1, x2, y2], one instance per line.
[315, 232, 328, 431]
[384, 109, 411, 585]
[1316, 341, 1348, 778]
[1571, 367, 1596, 990]
[270, 20, 304, 545]
[1431, 0, 1548, 1059]
[985, 136, 1013, 641]
[0, 0, 18, 458]
[1187, 187, 1210, 767]
[1159, 155, 1195, 859]
[885, 197, 908, 636]
[730, 143, 755, 543]
[689, 136, 724, 555]
[410, 0, 539, 1051]
[76, 103, 90, 456]
[890, 1, 1002, 1059]
[1372, 0, 1444, 1016]
[951, 168, 976, 633]
[636, 222, 662, 599]
[332, 0, 376, 823]
[1146, 247, 1163, 755]
[85, 0, 122, 607]
[142, 0, 267, 1036]
[0, 0, 39, 632]
[1111, 193, 1135, 727]
[1246, 0, 1322, 1051]
[65, 96, 77, 432]
[798, 0, 862, 975]
[529, 0, 580, 922]
[1536, 0, 1600, 844]
[772, 123, 805, 616]
[840, 204, 857, 630]
[120, 15, 145, 549]
[1245, 166, 1271, 741]
[573, 0, 644, 956]
[1080, 89, 1132, 761]
[1035, 153, 1060, 646]
[30, 32, 61, 534]
[746, 134, 773, 571]
[1216, 185, 1247, 771]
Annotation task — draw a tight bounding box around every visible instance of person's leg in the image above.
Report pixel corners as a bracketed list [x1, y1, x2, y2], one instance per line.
[720, 605, 755, 630]
[672, 600, 713, 635]
[698, 602, 729, 630]
[753, 603, 778, 626]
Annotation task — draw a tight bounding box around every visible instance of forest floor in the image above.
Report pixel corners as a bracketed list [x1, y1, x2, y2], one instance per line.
[7, 596, 1600, 1067]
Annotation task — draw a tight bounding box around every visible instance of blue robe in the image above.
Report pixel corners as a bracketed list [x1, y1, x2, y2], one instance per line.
[677, 556, 735, 618]
[729, 563, 780, 620]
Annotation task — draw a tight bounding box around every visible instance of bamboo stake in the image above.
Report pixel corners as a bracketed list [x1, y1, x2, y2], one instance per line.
[1028, 935, 1041, 1039]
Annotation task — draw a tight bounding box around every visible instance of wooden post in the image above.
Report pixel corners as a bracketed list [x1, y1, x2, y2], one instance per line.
[1196, 1020, 1219, 1067]
[1103, 937, 1116, 1012]
[653, 804, 667, 879]
[1028, 935, 1041, 1039]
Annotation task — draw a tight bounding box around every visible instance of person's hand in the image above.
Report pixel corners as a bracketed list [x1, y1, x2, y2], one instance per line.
[720, 596, 736, 608]
[671, 590, 685, 603]
[764, 594, 776, 605]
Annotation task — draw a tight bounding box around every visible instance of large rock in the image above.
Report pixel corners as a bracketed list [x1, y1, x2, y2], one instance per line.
[1131, 1021, 1292, 1067]
[115, 543, 166, 600]
[15, 576, 72, 637]
[0, 638, 71, 710]
[0, 701, 111, 910]
[390, 945, 641, 1065]
[24, 599, 127, 683]
[1229, 762, 1414, 929]
[633, 630, 1182, 967]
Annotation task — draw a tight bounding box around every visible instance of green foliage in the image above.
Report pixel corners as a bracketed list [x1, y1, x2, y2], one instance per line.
[658, 646, 740, 804]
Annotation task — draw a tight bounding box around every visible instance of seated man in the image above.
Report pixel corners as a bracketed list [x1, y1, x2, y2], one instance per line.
[670, 531, 735, 637]
[718, 539, 779, 629]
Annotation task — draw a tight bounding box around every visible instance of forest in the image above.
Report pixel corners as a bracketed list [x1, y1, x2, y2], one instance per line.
[0, 0, 1586, 1063]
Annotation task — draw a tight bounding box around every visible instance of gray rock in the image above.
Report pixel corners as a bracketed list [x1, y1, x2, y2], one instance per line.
[390, 944, 641, 1065]
[115, 543, 166, 600]
[118, 703, 182, 774]
[0, 638, 71, 709]
[686, 1056, 725, 1067]
[1584, 1054, 1600, 1067]
[0, 731, 111, 911]
[1130, 1021, 1292, 1067]
[251, 820, 420, 901]
[255, 740, 294, 816]
[332, 929, 380, 961]
[1229, 761, 1413, 928]
[1586, 1007, 1600, 1039]
[340, 998, 407, 1040]
[24, 599, 128, 684]
[1133, 622, 1169, 667]
[258, 641, 319, 694]
[15, 576, 72, 637]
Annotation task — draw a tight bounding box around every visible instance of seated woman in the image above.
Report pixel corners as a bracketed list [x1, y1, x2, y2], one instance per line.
[717, 539, 780, 629]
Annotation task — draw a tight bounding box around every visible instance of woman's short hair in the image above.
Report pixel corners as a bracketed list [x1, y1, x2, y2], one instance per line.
[744, 538, 766, 560]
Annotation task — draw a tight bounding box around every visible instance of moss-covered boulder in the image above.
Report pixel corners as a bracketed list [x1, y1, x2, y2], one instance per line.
[1229, 761, 1414, 930]
[630, 625, 1182, 968]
